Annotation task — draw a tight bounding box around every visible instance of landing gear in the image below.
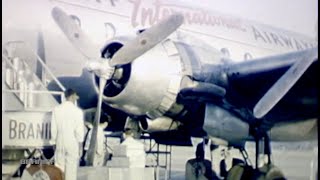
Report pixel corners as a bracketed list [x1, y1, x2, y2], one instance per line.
[195, 133, 287, 180]
[225, 147, 253, 180]
[225, 133, 286, 180]
[226, 160, 285, 180]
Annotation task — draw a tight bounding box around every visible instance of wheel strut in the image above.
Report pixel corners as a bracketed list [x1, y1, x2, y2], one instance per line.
[254, 132, 272, 169]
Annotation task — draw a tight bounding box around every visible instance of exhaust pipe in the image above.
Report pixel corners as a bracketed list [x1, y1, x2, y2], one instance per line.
[139, 116, 181, 133]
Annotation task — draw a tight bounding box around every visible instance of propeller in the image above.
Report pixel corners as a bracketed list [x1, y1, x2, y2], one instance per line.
[86, 77, 107, 165]
[52, 7, 111, 165]
[51, 7, 98, 59]
[36, 31, 46, 81]
[52, 6, 184, 165]
[52, 7, 184, 68]
[253, 47, 318, 119]
[109, 13, 184, 66]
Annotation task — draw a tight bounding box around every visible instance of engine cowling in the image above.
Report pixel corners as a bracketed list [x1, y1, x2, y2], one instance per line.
[95, 37, 185, 119]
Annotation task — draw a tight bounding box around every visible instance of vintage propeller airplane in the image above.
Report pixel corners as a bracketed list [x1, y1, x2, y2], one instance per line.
[2, 0, 317, 179]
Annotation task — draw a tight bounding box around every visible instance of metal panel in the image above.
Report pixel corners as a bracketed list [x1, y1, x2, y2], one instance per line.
[2, 111, 54, 148]
[203, 103, 249, 146]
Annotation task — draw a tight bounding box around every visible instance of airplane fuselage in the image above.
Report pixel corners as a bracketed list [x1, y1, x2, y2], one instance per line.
[3, 0, 317, 77]
[3, 0, 318, 144]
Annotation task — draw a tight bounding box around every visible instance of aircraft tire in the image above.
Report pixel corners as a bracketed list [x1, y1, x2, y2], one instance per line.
[264, 166, 286, 180]
[225, 164, 245, 180]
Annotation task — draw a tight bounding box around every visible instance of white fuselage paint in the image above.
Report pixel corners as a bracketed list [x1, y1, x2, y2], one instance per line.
[3, 0, 317, 77]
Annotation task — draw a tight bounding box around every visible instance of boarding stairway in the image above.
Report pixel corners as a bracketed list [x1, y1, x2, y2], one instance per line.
[2, 41, 65, 179]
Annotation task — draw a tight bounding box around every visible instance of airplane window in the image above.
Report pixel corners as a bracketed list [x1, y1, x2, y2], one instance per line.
[70, 15, 81, 27]
[220, 48, 230, 58]
[104, 23, 116, 40]
[109, 0, 117, 6]
[244, 53, 253, 60]
[137, 29, 146, 34]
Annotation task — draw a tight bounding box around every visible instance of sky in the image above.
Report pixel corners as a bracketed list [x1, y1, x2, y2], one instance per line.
[179, 0, 318, 38]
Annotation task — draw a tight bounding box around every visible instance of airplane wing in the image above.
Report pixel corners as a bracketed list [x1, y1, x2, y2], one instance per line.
[100, 47, 318, 146]
[180, 47, 318, 132]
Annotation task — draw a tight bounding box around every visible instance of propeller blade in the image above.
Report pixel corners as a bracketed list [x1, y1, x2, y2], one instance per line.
[86, 77, 107, 165]
[95, 77, 106, 124]
[253, 47, 318, 118]
[51, 7, 98, 59]
[109, 13, 184, 67]
[36, 31, 46, 81]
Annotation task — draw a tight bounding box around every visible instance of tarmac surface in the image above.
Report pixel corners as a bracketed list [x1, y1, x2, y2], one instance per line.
[4, 139, 317, 180]
[106, 138, 318, 180]
[159, 143, 317, 180]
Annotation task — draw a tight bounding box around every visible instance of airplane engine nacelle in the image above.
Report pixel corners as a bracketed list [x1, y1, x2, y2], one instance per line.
[139, 116, 181, 133]
[96, 37, 185, 119]
[204, 103, 249, 146]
